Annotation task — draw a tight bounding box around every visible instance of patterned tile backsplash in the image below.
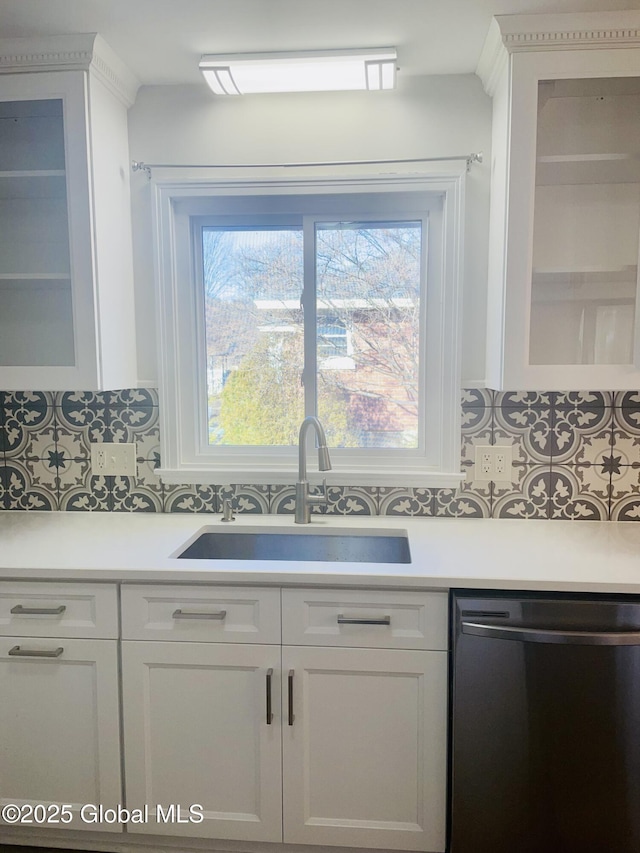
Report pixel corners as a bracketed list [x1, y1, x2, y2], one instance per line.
[1, 387, 640, 520]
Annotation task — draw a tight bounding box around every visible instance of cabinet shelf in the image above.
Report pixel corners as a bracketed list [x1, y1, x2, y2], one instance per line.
[536, 153, 640, 186]
[0, 170, 66, 178]
[0, 171, 66, 199]
[0, 273, 71, 281]
[532, 266, 638, 303]
[533, 265, 637, 281]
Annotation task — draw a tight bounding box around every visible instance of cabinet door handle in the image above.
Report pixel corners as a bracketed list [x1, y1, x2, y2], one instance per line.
[337, 614, 391, 626]
[288, 669, 295, 726]
[172, 609, 227, 620]
[266, 668, 274, 724]
[8, 645, 64, 658]
[10, 604, 66, 616]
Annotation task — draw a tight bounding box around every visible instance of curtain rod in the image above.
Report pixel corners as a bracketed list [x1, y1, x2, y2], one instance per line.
[131, 152, 482, 178]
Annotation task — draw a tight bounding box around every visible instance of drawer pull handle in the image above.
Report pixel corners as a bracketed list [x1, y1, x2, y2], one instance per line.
[288, 669, 295, 726]
[172, 609, 227, 620]
[266, 668, 274, 725]
[9, 645, 64, 658]
[337, 614, 391, 626]
[10, 605, 66, 616]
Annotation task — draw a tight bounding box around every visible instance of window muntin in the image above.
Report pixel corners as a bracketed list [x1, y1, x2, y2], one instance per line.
[200, 216, 424, 452]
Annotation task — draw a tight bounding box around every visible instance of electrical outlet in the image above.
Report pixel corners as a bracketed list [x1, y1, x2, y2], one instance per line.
[90, 442, 137, 476]
[474, 445, 513, 482]
[480, 450, 492, 477]
[494, 447, 512, 477]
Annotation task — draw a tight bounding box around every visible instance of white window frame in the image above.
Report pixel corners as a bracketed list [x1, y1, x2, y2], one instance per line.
[152, 169, 465, 487]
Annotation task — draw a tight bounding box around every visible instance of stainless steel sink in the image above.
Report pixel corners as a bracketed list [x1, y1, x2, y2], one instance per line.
[177, 529, 411, 563]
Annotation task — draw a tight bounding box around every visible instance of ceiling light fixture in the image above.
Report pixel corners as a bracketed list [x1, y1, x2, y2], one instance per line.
[199, 48, 397, 95]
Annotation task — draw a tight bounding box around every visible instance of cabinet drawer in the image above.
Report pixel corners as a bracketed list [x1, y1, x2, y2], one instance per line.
[282, 589, 448, 650]
[0, 582, 118, 639]
[121, 585, 281, 643]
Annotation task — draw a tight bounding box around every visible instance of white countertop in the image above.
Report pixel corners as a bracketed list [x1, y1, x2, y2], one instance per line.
[1, 511, 640, 592]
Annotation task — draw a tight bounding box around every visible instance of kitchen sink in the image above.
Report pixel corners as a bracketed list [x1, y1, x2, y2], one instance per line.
[176, 529, 411, 563]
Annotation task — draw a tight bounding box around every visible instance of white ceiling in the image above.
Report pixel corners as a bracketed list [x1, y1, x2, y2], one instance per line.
[1, 0, 639, 86]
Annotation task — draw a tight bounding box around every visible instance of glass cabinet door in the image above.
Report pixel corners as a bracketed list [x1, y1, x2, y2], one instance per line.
[529, 77, 640, 367]
[0, 97, 75, 368]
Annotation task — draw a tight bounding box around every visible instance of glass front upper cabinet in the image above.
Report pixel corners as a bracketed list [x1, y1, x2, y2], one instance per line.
[0, 38, 138, 392]
[0, 98, 75, 368]
[481, 13, 640, 390]
[529, 77, 640, 369]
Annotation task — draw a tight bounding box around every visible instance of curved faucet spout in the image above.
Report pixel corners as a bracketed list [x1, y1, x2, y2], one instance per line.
[298, 416, 332, 482]
[296, 416, 332, 523]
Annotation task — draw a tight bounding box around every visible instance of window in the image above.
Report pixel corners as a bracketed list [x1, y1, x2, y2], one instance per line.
[201, 218, 421, 450]
[153, 172, 465, 486]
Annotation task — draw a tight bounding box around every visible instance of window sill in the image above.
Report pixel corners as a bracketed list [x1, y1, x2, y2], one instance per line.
[157, 466, 465, 489]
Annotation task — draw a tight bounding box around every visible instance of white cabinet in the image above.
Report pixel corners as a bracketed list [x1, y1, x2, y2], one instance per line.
[121, 585, 282, 842]
[281, 589, 447, 852]
[0, 582, 121, 834]
[121, 584, 448, 852]
[479, 12, 640, 390]
[282, 646, 447, 851]
[122, 641, 283, 842]
[0, 35, 139, 390]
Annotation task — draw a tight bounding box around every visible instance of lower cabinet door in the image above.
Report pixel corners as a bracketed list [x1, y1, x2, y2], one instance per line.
[282, 646, 447, 852]
[0, 637, 122, 833]
[122, 641, 282, 841]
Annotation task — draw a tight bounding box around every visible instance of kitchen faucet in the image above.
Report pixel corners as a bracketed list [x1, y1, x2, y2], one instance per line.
[295, 416, 332, 523]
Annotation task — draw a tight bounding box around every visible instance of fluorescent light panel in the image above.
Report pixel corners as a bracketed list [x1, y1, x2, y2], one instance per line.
[199, 48, 397, 95]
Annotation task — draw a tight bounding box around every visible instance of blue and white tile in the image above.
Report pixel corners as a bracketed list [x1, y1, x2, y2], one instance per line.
[379, 487, 434, 516]
[1, 459, 57, 511]
[553, 391, 613, 464]
[108, 403, 159, 444]
[110, 461, 163, 512]
[492, 464, 550, 519]
[611, 395, 640, 465]
[610, 464, 640, 521]
[218, 484, 269, 514]
[55, 457, 93, 498]
[609, 464, 640, 510]
[325, 486, 377, 516]
[434, 481, 491, 518]
[611, 497, 640, 521]
[2, 392, 55, 459]
[269, 485, 297, 515]
[462, 388, 493, 408]
[460, 398, 493, 476]
[494, 392, 554, 464]
[547, 467, 609, 520]
[107, 388, 159, 407]
[558, 462, 610, 505]
[461, 388, 493, 434]
[163, 484, 218, 513]
[55, 391, 110, 458]
[58, 472, 112, 511]
[22, 425, 58, 463]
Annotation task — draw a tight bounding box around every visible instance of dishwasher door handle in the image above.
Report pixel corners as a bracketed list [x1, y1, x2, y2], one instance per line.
[462, 621, 640, 646]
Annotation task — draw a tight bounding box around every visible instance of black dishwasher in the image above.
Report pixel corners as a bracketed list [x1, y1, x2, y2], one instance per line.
[450, 591, 640, 853]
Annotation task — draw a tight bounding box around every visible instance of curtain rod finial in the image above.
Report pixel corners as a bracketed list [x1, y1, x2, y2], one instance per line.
[132, 160, 152, 179]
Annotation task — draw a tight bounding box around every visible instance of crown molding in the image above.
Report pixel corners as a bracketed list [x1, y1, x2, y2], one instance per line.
[502, 27, 640, 51]
[90, 34, 139, 107]
[0, 34, 139, 107]
[476, 19, 508, 97]
[476, 11, 640, 95]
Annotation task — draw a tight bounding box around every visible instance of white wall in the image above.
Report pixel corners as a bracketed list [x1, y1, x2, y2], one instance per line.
[127, 73, 491, 386]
